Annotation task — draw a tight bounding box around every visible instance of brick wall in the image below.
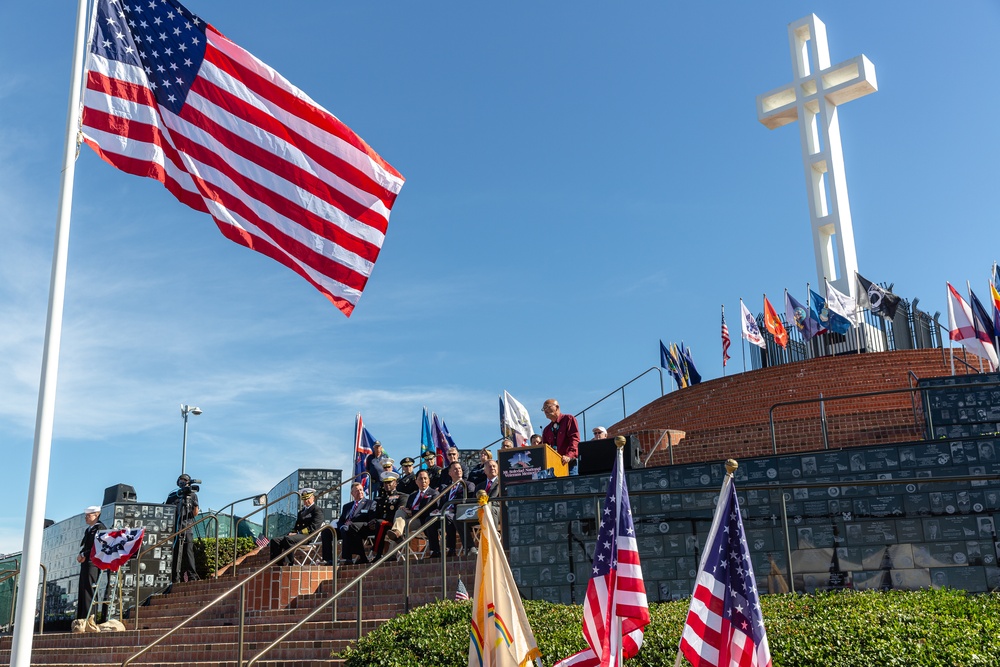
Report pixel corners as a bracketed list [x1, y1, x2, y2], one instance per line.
[609, 349, 971, 467]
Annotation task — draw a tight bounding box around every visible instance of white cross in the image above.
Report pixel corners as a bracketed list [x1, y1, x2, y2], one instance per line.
[757, 15, 877, 299]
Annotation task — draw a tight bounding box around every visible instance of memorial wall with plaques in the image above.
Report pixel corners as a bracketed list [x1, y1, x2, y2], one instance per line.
[265, 469, 343, 539]
[503, 437, 1000, 604]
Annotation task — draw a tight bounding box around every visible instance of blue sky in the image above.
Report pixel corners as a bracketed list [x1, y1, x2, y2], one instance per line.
[1, 1, 998, 554]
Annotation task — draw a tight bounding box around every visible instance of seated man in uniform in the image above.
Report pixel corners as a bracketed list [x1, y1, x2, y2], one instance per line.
[337, 481, 377, 564]
[368, 470, 410, 559]
[421, 450, 442, 488]
[270, 488, 325, 565]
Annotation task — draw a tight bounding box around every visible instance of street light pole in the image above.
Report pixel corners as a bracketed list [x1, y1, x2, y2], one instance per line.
[180, 404, 202, 475]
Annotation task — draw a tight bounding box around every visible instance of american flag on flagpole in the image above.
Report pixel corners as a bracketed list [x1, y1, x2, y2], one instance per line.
[677, 465, 772, 667]
[554, 444, 649, 667]
[721, 308, 732, 367]
[81, 0, 404, 317]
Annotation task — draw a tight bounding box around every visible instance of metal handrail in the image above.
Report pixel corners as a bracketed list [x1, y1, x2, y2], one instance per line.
[403, 478, 464, 611]
[209, 493, 268, 580]
[246, 478, 465, 665]
[121, 524, 338, 667]
[767, 379, 1000, 455]
[0, 564, 47, 633]
[130, 512, 219, 630]
[246, 512, 447, 666]
[575, 366, 665, 435]
[231, 474, 367, 574]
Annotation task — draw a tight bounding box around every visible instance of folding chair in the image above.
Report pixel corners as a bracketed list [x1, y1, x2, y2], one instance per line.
[292, 522, 329, 565]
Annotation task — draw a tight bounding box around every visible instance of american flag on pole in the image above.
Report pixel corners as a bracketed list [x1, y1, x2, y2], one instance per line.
[677, 466, 772, 667]
[81, 0, 404, 317]
[554, 444, 649, 667]
[721, 309, 732, 367]
[455, 576, 470, 602]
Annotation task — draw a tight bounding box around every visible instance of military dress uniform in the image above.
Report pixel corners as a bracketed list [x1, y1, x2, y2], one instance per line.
[369, 484, 410, 558]
[77, 513, 107, 621]
[271, 491, 325, 565]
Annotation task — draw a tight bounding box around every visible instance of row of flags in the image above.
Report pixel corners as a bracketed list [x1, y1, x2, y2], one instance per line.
[736, 272, 900, 354]
[659, 341, 702, 389]
[464, 438, 771, 667]
[352, 408, 457, 492]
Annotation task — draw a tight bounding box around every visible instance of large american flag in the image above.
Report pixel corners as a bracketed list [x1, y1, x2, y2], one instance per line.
[678, 474, 772, 667]
[81, 0, 404, 317]
[555, 448, 649, 667]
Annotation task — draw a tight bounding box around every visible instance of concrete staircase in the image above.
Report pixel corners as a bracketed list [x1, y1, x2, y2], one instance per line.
[0, 549, 477, 666]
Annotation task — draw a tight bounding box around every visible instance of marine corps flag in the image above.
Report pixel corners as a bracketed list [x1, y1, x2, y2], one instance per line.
[469, 493, 541, 667]
[763, 296, 788, 348]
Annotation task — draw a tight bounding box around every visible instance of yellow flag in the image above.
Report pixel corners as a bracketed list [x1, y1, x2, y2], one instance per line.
[468, 492, 541, 667]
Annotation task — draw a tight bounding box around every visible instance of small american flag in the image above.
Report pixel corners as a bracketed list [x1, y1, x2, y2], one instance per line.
[255, 534, 269, 549]
[554, 447, 649, 667]
[721, 309, 732, 367]
[677, 473, 772, 667]
[81, 0, 404, 317]
[454, 577, 469, 601]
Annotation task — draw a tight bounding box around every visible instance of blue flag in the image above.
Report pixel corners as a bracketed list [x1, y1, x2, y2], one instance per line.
[786, 291, 825, 341]
[420, 408, 434, 469]
[810, 289, 851, 335]
[680, 342, 702, 385]
[660, 340, 683, 389]
[970, 289, 997, 347]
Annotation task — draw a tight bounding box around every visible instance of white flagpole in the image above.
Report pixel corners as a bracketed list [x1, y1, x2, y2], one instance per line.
[10, 1, 91, 664]
[614, 442, 625, 667]
[739, 298, 747, 373]
[947, 285, 956, 376]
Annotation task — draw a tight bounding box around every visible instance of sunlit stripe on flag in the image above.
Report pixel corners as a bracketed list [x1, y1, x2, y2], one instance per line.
[80, 0, 403, 317]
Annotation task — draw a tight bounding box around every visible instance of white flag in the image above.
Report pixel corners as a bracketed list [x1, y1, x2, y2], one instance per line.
[825, 280, 860, 328]
[947, 283, 998, 369]
[740, 300, 766, 348]
[502, 391, 534, 446]
[469, 496, 541, 667]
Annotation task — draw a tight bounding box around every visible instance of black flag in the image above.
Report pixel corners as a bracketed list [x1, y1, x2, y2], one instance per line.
[856, 273, 901, 319]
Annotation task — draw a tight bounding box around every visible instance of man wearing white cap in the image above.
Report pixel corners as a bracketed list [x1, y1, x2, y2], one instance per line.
[592, 426, 608, 440]
[270, 488, 325, 565]
[76, 506, 106, 621]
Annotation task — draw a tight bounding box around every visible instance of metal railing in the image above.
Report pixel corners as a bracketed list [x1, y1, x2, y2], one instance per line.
[765, 380, 1000, 455]
[0, 564, 46, 633]
[129, 512, 219, 630]
[121, 524, 338, 666]
[247, 478, 465, 666]
[575, 366, 665, 436]
[230, 474, 367, 574]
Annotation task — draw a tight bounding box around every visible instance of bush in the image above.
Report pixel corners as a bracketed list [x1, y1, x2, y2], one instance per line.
[338, 590, 1000, 667]
[193, 537, 256, 578]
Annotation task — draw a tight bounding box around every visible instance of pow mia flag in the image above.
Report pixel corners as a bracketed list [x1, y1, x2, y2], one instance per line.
[856, 272, 902, 319]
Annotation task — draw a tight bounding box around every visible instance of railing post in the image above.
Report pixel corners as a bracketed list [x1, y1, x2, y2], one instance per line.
[331, 533, 339, 622]
[355, 575, 363, 640]
[819, 392, 829, 450]
[781, 489, 795, 592]
[38, 564, 47, 634]
[404, 522, 411, 613]
[440, 512, 447, 600]
[621, 387, 626, 421]
[237, 585, 246, 667]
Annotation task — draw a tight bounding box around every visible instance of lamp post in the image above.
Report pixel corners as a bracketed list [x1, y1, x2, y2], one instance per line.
[180, 403, 202, 475]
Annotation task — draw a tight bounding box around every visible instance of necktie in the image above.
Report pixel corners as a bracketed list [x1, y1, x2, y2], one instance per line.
[486, 480, 492, 492]
[412, 492, 421, 510]
[349, 501, 357, 518]
[449, 486, 458, 500]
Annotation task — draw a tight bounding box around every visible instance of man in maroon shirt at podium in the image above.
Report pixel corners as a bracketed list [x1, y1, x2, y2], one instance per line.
[541, 398, 580, 475]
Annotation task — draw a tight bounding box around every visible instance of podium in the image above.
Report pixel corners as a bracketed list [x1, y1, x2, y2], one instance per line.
[497, 444, 568, 487]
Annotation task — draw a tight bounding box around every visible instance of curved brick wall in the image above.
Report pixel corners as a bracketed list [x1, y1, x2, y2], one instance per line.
[610, 349, 973, 468]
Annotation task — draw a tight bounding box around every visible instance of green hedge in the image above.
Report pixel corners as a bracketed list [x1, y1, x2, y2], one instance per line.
[338, 590, 1000, 667]
[193, 537, 256, 578]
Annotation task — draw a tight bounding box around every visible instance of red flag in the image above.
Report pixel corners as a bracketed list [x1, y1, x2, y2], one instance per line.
[721, 310, 732, 367]
[91, 527, 145, 572]
[554, 448, 649, 667]
[762, 296, 788, 348]
[81, 0, 404, 317]
[678, 475, 772, 667]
